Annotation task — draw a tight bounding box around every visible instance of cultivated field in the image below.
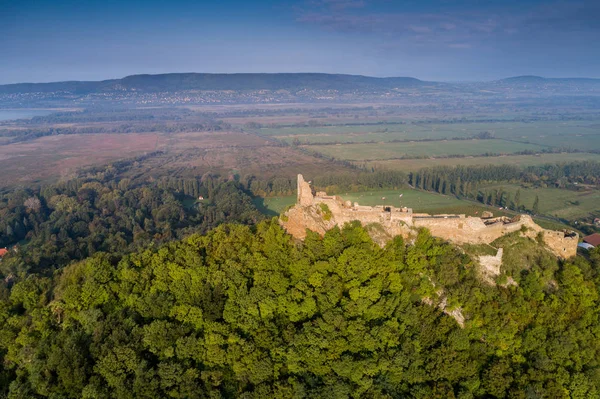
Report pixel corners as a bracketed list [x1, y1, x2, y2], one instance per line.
[364, 153, 600, 172]
[258, 120, 600, 147]
[305, 139, 546, 161]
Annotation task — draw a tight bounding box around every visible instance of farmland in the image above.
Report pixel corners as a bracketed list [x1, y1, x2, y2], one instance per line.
[305, 139, 547, 161]
[364, 153, 600, 172]
[254, 119, 600, 168]
[257, 120, 600, 146]
[0, 102, 598, 234]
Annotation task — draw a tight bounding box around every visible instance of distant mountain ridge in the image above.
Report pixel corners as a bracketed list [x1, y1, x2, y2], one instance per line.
[1, 73, 599, 102]
[0, 73, 428, 94]
[498, 75, 600, 84]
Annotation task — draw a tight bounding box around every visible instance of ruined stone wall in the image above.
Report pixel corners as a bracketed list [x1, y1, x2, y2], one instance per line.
[543, 230, 578, 259]
[281, 175, 578, 259]
[297, 174, 314, 207]
[413, 217, 492, 244]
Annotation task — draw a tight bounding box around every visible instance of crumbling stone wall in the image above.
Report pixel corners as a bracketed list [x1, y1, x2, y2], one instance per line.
[543, 230, 578, 258]
[281, 175, 578, 259]
[297, 174, 314, 207]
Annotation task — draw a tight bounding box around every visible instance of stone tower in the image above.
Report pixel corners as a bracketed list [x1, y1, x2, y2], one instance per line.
[297, 174, 314, 206]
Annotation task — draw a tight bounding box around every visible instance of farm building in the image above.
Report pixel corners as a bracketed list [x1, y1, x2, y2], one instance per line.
[578, 242, 595, 251]
[582, 233, 600, 248]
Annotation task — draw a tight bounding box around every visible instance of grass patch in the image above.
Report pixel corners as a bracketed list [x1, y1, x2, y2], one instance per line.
[491, 232, 560, 282]
[461, 243, 498, 256]
[319, 203, 333, 220]
[252, 195, 296, 215]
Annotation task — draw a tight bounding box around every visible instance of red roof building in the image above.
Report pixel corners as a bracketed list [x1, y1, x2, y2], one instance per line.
[583, 233, 600, 247]
[0, 248, 8, 257]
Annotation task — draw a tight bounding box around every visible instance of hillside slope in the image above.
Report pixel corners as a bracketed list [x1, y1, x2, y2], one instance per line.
[1, 220, 599, 398]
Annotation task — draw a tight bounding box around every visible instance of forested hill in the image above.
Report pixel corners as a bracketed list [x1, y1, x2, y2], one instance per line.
[2, 73, 600, 95]
[499, 75, 600, 84]
[0, 73, 426, 94]
[1, 220, 599, 397]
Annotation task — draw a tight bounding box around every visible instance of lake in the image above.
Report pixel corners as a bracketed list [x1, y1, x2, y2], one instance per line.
[0, 109, 54, 121]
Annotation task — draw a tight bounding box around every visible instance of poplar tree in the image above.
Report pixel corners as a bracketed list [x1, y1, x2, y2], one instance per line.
[514, 189, 521, 210]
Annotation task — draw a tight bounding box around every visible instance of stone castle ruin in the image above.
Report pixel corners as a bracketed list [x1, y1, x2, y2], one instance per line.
[281, 174, 578, 259]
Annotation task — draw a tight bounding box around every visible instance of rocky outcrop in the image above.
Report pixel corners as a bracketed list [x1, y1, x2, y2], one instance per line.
[478, 248, 504, 284]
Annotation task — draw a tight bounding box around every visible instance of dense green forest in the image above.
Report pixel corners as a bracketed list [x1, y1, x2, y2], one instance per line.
[0, 173, 262, 279]
[1, 221, 599, 398]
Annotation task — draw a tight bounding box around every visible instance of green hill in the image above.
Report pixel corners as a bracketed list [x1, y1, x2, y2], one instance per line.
[1, 220, 599, 398]
[0, 73, 426, 94]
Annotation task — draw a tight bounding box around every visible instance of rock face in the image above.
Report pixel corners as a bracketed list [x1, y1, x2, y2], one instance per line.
[280, 175, 579, 259]
[478, 248, 504, 284]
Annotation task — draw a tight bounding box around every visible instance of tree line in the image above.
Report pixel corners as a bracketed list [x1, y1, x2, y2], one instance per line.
[408, 161, 600, 213]
[0, 121, 230, 144]
[241, 171, 408, 197]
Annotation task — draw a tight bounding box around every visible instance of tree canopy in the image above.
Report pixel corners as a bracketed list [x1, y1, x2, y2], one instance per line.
[1, 221, 599, 398]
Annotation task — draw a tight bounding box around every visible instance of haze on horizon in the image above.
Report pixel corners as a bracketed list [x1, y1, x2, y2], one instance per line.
[1, 0, 599, 84]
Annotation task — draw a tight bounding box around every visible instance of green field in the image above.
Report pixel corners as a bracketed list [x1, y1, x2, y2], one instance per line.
[253, 195, 297, 215]
[341, 189, 465, 211]
[524, 133, 600, 151]
[364, 153, 600, 172]
[258, 120, 600, 148]
[306, 139, 546, 161]
[481, 183, 600, 221]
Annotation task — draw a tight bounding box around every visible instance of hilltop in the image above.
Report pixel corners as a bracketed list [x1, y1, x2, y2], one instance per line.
[281, 175, 578, 259]
[1, 219, 599, 397]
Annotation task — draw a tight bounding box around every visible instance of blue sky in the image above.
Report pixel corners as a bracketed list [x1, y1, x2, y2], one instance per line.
[1, 0, 599, 83]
